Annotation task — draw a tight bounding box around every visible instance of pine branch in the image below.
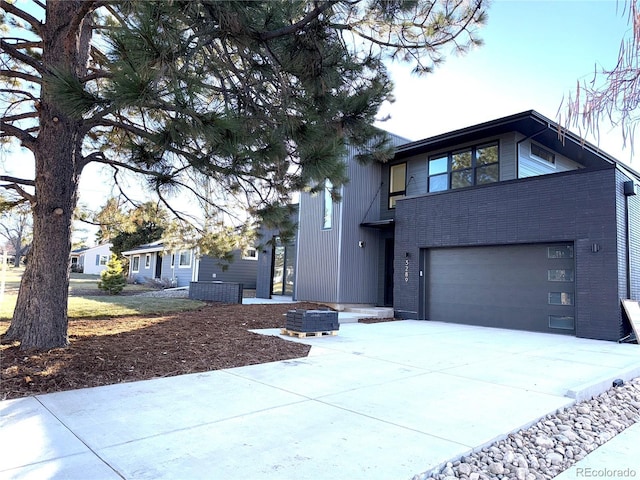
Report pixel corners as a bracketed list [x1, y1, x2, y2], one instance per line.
[259, 2, 334, 41]
[0, 69, 42, 85]
[0, 176, 35, 187]
[1, 38, 43, 49]
[0, 183, 35, 203]
[0, 121, 36, 151]
[0, 0, 43, 35]
[0, 40, 45, 75]
[2, 112, 38, 123]
[69, 1, 101, 37]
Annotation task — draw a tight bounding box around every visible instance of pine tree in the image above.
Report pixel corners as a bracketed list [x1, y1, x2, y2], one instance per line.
[97, 256, 127, 295]
[1, 0, 487, 350]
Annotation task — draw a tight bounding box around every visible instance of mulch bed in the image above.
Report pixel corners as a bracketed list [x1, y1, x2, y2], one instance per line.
[0, 302, 325, 400]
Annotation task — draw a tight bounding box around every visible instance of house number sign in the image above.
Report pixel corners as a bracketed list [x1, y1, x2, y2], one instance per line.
[404, 259, 409, 283]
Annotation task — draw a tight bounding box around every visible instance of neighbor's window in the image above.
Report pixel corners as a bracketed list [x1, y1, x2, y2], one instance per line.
[98, 255, 108, 266]
[428, 142, 499, 192]
[145, 254, 151, 268]
[132, 255, 140, 272]
[242, 248, 258, 260]
[388, 163, 407, 209]
[323, 179, 333, 229]
[178, 249, 191, 267]
[531, 143, 555, 164]
[170, 254, 175, 268]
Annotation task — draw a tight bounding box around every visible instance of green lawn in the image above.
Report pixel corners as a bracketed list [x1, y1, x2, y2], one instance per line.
[0, 294, 204, 320]
[0, 267, 204, 320]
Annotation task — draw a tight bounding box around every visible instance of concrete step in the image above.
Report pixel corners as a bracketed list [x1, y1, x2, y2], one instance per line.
[343, 307, 394, 319]
[338, 312, 375, 324]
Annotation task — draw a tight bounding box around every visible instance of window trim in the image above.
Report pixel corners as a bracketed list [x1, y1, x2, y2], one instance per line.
[428, 141, 500, 193]
[132, 255, 140, 273]
[178, 249, 192, 268]
[388, 162, 407, 209]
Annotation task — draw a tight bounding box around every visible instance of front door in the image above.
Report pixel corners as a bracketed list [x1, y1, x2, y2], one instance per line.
[155, 253, 163, 279]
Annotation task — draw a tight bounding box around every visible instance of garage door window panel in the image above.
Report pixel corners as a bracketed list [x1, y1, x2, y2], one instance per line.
[548, 246, 574, 259]
[549, 315, 575, 330]
[548, 292, 574, 305]
[548, 269, 574, 281]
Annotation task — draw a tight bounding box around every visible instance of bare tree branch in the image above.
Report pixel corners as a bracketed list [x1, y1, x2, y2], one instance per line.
[0, 0, 43, 35]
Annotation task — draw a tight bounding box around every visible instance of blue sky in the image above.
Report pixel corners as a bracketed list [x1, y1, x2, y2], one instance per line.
[377, 0, 633, 162]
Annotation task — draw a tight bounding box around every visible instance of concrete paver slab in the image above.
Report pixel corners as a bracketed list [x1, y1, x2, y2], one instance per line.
[227, 352, 424, 398]
[0, 397, 90, 472]
[37, 370, 306, 449]
[318, 371, 574, 448]
[1, 453, 121, 480]
[97, 400, 468, 480]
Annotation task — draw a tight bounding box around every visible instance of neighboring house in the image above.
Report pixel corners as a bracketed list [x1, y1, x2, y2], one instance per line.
[70, 243, 112, 274]
[258, 110, 640, 342]
[122, 241, 258, 288]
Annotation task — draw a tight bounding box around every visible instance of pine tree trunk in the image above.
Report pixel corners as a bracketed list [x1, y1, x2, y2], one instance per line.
[3, 1, 91, 350]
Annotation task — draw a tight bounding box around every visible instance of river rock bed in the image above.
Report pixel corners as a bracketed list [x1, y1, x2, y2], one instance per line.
[415, 376, 640, 480]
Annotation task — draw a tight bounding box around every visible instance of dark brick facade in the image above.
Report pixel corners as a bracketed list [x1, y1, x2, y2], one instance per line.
[394, 166, 630, 341]
[189, 282, 243, 304]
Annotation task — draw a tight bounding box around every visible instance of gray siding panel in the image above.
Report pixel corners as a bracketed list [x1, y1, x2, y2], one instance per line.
[337, 149, 383, 304]
[295, 189, 341, 303]
[394, 167, 623, 341]
[197, 250, 258, 289]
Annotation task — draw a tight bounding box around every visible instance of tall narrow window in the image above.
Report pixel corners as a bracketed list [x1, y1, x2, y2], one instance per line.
[428, 155, 448, 192]
[388, 163, 407, 208]
[323, 180, 333, 229]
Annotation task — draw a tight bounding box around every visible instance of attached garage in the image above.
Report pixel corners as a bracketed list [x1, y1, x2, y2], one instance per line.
[424, 243, 576, 334]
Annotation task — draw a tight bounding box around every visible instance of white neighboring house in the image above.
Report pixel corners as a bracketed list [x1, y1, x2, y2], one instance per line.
[75, 243, 113, 275]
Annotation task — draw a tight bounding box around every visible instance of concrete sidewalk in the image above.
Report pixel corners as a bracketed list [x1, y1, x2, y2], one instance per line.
[1, 321, 640, 480]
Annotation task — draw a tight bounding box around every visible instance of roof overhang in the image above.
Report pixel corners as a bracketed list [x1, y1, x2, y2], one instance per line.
[393, 110, 635, 176]
[360, 219, 395, 229]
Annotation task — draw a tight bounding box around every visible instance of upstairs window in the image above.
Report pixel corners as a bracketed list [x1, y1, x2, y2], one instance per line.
[531, 143, 555, 164]
[388, 163, 407, 209]
[243, 248, 258, 260]
[428, 142, 499, 192]
[323, 180, 333, 229]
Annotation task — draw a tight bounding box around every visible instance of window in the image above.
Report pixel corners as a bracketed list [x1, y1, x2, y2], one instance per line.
[171, 254, 175, 268]
[323, 180, 333, 229]
[428, 142, 499, 192]
[96, 254, 108, 266]
[549, 315, 575, 330]
[242, 248, 258, 260]
[548, 269, 574, 282]
[132, 255, 140, 272]
[548, 245, 574, 259]
[531, 143, 555, 164]
[388, 163, 407, 208]
[145, 254, 151, 268]
[549, 292, 574, 306]
[178, 249, 191, 267]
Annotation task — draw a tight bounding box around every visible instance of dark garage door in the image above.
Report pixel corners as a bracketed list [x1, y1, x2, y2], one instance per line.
[426, 243, 575, 334]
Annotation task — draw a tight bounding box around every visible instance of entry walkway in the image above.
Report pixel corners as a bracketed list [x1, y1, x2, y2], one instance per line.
[1, 321, 640, 479]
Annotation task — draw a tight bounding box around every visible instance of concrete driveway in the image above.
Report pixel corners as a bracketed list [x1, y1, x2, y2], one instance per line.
[2, 320, 640, 479]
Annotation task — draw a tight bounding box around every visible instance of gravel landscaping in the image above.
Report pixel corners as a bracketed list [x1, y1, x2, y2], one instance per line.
[417, 377, 640, 480]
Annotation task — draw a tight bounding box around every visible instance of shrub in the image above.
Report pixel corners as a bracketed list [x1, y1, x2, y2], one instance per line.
[98, 255, 127, 295]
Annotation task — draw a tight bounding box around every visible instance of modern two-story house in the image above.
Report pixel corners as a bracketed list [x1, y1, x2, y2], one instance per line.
[258, 110, 639, 342]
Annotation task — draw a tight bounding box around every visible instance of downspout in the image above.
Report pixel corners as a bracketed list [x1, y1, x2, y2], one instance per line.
[623, 179, 636, 299]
